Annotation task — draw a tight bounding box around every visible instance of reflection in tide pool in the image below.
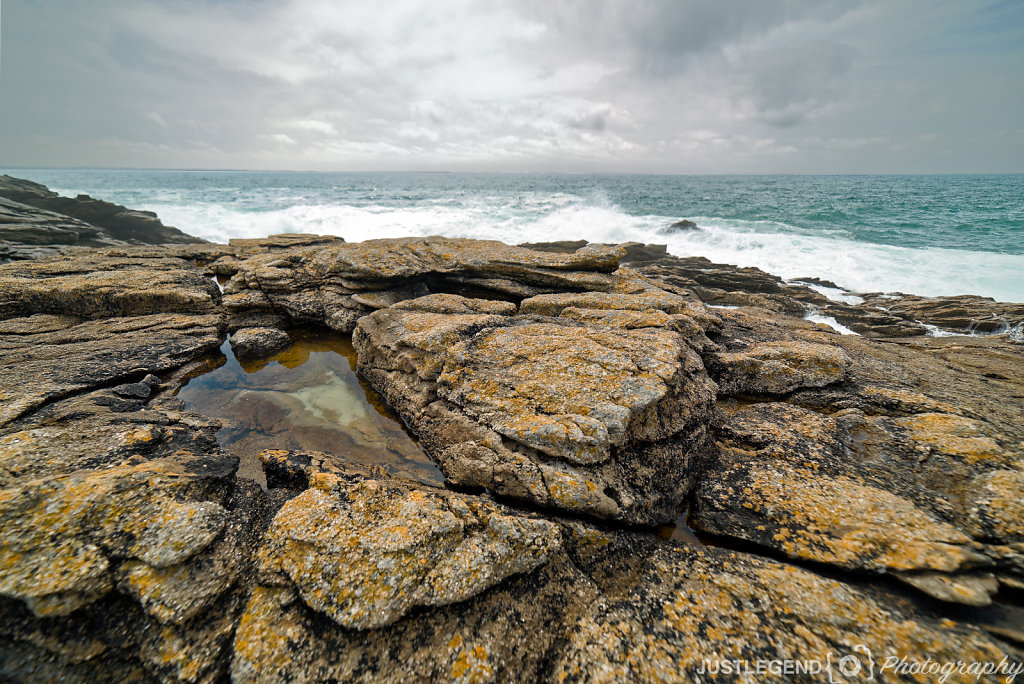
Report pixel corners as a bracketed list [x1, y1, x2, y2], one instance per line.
[175, 331, 443, 486]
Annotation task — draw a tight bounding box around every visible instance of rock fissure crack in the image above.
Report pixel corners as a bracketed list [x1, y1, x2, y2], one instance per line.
[0, 202, 1021, 682]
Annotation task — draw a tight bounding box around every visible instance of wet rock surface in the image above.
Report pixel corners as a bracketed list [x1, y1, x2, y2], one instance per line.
[228, 327, 291, 359]
[0, 184, 1021, 682]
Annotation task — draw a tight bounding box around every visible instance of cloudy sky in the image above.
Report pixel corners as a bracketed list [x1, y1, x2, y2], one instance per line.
[2, 0, 1022, 172]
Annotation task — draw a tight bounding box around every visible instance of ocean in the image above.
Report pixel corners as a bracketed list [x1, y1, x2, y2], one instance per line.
[5, 169, 1024, 302]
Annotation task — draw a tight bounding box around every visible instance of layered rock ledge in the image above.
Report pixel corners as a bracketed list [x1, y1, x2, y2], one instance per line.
[0, 181, 1020, 682]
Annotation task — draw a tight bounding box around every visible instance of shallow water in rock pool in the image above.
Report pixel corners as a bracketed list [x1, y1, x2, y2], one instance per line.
[175, 331, 444, 486]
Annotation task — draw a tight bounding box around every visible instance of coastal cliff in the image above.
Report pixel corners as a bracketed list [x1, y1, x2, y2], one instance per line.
[0, 180, 1021, 682]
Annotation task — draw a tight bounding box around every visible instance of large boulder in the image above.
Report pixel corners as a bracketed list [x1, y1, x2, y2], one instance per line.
[355, 284, 721, 525]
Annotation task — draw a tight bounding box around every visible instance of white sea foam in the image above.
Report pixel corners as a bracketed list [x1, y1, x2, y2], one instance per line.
[804, 313, 859, 335]
[922, 324, 961, 337]
[144, 197, 1024, 303]
[794, 282, 865, 305]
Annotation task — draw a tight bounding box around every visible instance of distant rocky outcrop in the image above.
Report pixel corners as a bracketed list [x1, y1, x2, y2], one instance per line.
[0, 175, 204, 262]
[661, 218, 700, 233]
[0, 181, 1021, 682]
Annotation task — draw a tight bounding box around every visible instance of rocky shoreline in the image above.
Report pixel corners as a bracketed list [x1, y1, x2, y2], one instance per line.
[0, 178, 1021, 682]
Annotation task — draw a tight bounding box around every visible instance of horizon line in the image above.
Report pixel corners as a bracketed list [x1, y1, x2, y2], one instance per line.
[4, 166, 1024, 177]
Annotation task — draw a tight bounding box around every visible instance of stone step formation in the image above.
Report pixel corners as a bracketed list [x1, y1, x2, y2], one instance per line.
[0, 178, 1021, 682]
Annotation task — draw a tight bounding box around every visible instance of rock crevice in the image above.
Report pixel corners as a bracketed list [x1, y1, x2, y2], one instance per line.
[0, 186, 1020, 682]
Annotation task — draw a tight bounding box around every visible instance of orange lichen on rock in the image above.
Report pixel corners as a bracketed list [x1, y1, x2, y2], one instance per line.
[965, 469, 1024, 542]
[0, 461, 227, 616]
[256, 477, 560, 629]
[438, 323, 688, 465]
[895, 413, 1013, 465]
[707, 463, 986, 573]
[712, 340, 853, 395]
[552, 546, 1012, 682]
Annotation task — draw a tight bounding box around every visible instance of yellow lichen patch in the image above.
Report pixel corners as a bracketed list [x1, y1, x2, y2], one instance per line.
[258, 480, 560, 629]
[437, 323, 689, 465]
[369, 311, 509, 380]
[714, 341, 852, 395]
[0, 430, 36, 457]
[966, 469, 1024, 542]
[721, 464, 984, 573]
[895, 413, 1012, 465]
[119, 534, 238, 624]
[543, 469, 619, 518]
[720, 403, 840, 465]
[154, 627, 203, 682]
[0, 421, 146, 488]
[858, 386, 959, 416]
[567, 526, 613, 551]
[552, 549, 1012, 682]
[231, 588, 301, 681]
[0, 461, 227, 615]
[0, 539, 111, 617]
[450, 643, 493, 683]
[118, 425, 159, 447]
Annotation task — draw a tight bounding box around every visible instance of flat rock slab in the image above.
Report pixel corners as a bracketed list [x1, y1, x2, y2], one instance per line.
[0, 313, 224, 429]
[225, 236, 634, 332]
[692, 401, 1024, 606]
[710, 340, 853, 395]
[304, 236, 622, 282]
[0, 254, 219, 320]
[232, 492, 1019, 683]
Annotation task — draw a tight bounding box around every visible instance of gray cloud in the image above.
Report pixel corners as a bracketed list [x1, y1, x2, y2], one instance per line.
[1, 0, 1021, 172]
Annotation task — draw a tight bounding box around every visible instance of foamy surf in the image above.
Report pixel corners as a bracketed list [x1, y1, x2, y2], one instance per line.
[147, 198, 1024, 303]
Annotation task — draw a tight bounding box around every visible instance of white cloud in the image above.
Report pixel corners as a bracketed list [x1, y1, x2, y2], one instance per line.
[263, 133, 298, 145]
[1, 0, 1021, 171]
[285, 119, 339, 136]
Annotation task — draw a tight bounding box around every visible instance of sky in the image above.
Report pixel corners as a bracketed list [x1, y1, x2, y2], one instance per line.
[1, 0, 1023, 173]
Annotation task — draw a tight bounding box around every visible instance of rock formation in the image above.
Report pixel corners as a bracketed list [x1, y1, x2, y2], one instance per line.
[0, 175, 203, 263]
[0, 179, 1020, 682]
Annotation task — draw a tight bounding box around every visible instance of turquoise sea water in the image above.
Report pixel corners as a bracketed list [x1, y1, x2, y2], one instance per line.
[5, 169, 1023, 302]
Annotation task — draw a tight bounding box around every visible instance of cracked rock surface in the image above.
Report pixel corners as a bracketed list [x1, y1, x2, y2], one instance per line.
[0, 182, 1020, 682]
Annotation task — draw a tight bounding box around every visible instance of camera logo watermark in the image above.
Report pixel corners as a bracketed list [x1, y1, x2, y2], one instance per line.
[696, 644, 1022, 682]
[826, 645, 873, 682]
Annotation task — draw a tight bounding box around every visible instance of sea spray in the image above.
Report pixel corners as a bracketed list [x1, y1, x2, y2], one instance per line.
[9, 169, 1024, 303]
